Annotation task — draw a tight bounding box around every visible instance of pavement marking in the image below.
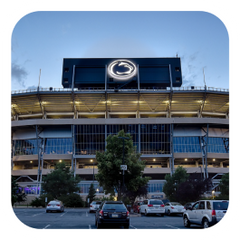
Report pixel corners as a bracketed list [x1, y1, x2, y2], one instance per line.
[43, 224, 50, 229]
[89, 225, 91, 229]
[32, 213, 43, 217]
[130, 225, 137, 229]
[86, 212, 88, 217]
[60, 212, 66, 217]
[165, 224, 180, 229]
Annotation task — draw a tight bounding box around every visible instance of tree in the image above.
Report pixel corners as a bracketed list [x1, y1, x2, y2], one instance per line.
[96, 130, 150, 200]
[217, 173, 229, 199]
[163, 167, 213, 204]
[12, 176, 27, 206]
[87, 183, 96, 204]
[42, 161, 80, 198]
[175, 173, 212, 203]
[163, 166, 189, 201]
[125, 184, 148, 205]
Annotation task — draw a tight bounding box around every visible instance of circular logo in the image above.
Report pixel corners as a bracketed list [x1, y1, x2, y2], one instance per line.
[108, 59, 137, 81]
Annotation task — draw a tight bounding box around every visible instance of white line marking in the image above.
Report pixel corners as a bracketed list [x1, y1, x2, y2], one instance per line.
[165, 224, 179, 229]
[43, 224, 50, 229]
[89, 225, 91, 229]
[32, 213, 43, 217]
[86, 212, 88, 217]
[60, 212, 66, 217]
[130, 225, 137, 229]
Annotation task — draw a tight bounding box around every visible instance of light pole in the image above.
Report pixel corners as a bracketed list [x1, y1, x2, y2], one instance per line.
[118, 136, 129, 200]
[90, 159, 94, 182]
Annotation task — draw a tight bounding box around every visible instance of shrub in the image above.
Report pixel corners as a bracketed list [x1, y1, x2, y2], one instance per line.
[59, 193, 85, 207]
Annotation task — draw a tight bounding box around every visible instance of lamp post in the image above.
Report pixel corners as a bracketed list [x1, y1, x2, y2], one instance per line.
[90, 159, 94, 182]
[118, 136, 129, 200]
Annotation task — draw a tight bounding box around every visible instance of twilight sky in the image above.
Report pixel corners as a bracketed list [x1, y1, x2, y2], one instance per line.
[11, 11, 229, 90]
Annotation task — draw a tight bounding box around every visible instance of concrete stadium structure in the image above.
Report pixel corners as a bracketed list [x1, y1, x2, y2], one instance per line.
[11, 58, 229, 201]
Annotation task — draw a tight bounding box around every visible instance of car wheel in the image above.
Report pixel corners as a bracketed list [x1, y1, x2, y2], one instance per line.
[167, 210, 171, 216]
[202, 218, 209, 228]
[161, 214, 164, 217]
[46, 210, 49, 213]
[183, 216, 191, 228]
[145, 210, 148, 216]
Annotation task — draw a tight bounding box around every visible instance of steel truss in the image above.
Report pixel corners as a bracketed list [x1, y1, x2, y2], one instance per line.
[200, 124, 209, 179]
[36, 125, 44, 195]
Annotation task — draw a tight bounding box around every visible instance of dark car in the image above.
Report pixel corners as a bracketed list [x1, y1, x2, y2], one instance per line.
[95, 201, 130, 229]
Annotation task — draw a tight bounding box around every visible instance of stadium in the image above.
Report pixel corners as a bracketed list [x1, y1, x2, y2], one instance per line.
[11, 58, 229, 202]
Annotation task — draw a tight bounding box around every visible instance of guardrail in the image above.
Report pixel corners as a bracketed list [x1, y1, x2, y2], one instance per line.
[11, 86, 229, 94]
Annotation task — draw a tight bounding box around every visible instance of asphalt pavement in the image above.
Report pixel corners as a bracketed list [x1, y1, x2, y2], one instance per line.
[12, 207, 203, 229]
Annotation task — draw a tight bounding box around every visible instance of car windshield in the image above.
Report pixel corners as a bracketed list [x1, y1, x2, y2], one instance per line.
[103, 204, 126, 210]
[213, 201, 229, 210]
[96, 201, 102, 204]
[149, 200, 163, 205]
[171, 203, 182, 206]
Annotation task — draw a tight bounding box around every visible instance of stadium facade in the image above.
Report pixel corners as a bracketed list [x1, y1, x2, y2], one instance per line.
[11, 58, 229, 201]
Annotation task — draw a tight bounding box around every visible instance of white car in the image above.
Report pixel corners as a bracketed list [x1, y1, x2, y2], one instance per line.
[89, 201, 102, 213]
[165, 202, 185, 215]
[46, 200, 64, 213]
[183, 200, 229, 228]
[140, 199, 165, 216]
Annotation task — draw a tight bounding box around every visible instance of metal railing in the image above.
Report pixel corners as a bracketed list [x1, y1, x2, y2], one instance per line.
[11, 86, 229, 94]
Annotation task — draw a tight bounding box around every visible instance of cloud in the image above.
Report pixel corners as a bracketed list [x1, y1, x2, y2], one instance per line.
[179, 52, 206, 87]
[12, 62, 28, 87]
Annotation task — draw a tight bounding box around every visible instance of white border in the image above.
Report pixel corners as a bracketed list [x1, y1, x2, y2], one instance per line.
[0, 0, 240, 240]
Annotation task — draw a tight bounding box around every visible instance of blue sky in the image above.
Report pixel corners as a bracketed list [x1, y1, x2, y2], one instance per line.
[11, 11, 229, 90]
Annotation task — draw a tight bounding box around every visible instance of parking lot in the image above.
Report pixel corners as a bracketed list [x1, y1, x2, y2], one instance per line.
[13, 208, 203, 229]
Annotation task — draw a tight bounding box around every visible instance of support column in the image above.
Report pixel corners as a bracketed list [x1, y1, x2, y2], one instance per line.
[200, 124, 209, 179]
[72, 124, 76, 177]
[170, 124, 175, 175]
[36, 125, 44, 196]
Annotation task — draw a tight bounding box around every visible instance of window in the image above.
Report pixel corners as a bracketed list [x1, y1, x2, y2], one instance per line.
[207, 201, 211, 210]
[199, 202, 205, 209]
[45, 138, 72, 154]
[14, 139, 38, 155]
[75, 125, 105, 155]
[173, 137, 201, 153]
[193, 202, 199, 210]
[141, 124, 170, 154]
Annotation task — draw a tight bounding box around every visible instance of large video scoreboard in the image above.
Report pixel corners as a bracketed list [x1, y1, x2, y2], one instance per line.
[62, 58, 182, 89]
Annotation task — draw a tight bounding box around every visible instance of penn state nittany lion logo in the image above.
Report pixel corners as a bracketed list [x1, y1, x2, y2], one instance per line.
[108, 59, 137, 81]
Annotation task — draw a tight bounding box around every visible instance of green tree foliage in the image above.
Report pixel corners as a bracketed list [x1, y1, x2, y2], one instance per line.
[175, 174, 212, 203]
[41, 161, 80, 198]
[59, 193, 85, 207]
[217, 173, 229, 200]
[11, 176, 27, 206]
[87, 183, 96, 204]
[163, 167, 212, 203]
[96, 130, 150, 200]
[125, 185, 148, 205]
[163, 166, 189, 201]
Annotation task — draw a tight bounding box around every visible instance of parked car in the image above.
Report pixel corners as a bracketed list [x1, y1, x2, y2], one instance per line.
[133, 201, 142, 213]
[89, 201, 102, 213]
[140, 199, 165, 216]
[95, 201, 130, 229]
[165, 202, 185, 216]
[46, 200, 64, 213]
[183, 200, 229, 228]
